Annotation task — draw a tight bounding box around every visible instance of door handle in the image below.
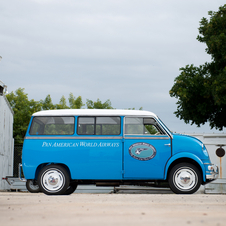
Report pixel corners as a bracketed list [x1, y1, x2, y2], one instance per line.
[164, 143, 171, 147]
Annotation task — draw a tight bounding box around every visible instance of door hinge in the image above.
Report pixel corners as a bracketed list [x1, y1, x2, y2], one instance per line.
[121, 170, 125, 174]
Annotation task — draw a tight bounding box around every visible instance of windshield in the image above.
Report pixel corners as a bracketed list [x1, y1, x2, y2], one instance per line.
[156, 117, 172, 136]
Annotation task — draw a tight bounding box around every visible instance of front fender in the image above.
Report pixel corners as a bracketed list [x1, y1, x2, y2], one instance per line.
[164, 152, 206, 182]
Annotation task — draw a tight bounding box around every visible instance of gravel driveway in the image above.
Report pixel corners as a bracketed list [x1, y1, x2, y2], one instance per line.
[0, 192, 225, 226]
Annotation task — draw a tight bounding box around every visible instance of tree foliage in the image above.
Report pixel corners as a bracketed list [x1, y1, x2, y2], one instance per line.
[68, 93, 84, 109]
[40, 94, 55, 110]
[170, 5, 226, 130]
[86, 98, 113, 109]
[6, 88, 42, 143]
[55, 96, 69, 109]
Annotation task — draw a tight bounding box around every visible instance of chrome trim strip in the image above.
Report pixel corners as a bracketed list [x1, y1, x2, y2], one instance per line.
[206, 174, 218, 179]
[25, 136, 123, 140]
[25, 136, 169, 140]
[18, 163, 27, 182]
[124, 136, 169, 140]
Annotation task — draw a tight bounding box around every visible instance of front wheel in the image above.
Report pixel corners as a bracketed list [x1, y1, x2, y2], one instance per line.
[38, 165, 70, 195]
[168, 163, 201, 194]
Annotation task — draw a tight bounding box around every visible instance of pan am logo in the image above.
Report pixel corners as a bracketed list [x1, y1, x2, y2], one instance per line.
[129, 142, 156, 161]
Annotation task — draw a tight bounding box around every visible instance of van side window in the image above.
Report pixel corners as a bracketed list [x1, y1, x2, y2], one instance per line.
[29, 117, 75, 135]
[77, 117, 95, 135]
[96, 117, 121, 135]
[125, 117, 165, 135]
[78, 117, 121, 135]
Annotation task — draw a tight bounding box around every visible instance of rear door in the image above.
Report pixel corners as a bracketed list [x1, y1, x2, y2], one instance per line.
[123, 117, 172, 179]
[70, 116, 123, 180]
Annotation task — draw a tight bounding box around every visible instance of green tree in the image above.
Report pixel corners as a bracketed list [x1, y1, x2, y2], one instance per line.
[145, 125, 158, 134]
[40, 94, 55, 110]
[169, 5, 226, 130]
[55, 95, 69, 109]
[68, 93, 84, 109]
[86, 98, 113, 109]
[6, 88, 42, 143]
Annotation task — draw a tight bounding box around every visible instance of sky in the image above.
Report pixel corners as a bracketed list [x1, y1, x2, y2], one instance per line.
[0, 0, 226, 134]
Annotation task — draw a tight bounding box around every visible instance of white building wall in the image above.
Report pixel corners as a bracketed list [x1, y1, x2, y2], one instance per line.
[0, 94, 14, 190]
[189, 134, 226, 193]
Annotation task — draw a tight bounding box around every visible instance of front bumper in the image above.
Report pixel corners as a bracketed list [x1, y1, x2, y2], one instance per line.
[206, 164, 219, 180]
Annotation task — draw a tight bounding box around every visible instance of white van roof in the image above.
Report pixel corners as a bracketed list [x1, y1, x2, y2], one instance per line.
[32, 109, 158, 117]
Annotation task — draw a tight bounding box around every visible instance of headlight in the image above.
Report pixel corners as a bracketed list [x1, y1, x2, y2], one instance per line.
[208, 165, 214, 171]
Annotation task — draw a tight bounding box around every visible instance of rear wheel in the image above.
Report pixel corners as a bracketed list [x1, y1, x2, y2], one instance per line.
[63, 182, 78, 195]
[26, 180, 40, 193]
[38, 165, 70, 195]
[168, 163, 201, 194]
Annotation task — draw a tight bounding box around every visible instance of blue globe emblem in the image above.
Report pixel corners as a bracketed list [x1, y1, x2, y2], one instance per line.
[129, 142, 156, 161]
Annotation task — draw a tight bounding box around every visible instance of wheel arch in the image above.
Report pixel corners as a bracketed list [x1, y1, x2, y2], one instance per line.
[164, 153, 206, 183]
[35, 163, 72, 180]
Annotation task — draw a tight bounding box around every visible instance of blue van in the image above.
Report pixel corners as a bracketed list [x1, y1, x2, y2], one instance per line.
[21, 109, 218, 195]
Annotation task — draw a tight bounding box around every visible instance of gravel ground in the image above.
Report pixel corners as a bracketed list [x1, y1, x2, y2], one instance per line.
[0, 192, 226, 226]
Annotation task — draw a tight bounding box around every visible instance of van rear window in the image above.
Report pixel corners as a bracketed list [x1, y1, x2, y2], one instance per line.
[29, 116, 75, 135]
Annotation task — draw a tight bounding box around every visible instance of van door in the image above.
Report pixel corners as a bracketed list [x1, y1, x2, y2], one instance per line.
[72, 116, 123, 180]
[123, 117, 171, 179]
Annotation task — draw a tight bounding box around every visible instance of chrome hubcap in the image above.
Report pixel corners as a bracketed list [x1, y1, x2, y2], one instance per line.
[173, 167, 197, 191]
[48, 176, 58, 186]
[180, 172, 191, 185]
[41, 169, 65, 192]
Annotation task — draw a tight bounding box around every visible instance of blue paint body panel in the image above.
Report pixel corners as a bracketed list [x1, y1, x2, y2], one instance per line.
[123, 135, 171, 179]
[172, 134, 209, 159]
[22, 138, 123, 180]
